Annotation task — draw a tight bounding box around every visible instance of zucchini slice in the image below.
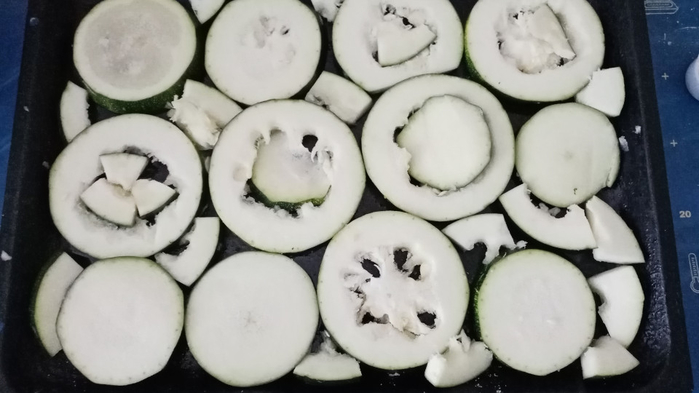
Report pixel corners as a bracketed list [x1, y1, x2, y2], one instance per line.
[499, 184, 596, 250]
[363, 74, 515, 222]
[31, 253, 83, 357]
[60, 81, 91, 142]
[100, 153, 148, 192]
[588, 266, 644, 347]
[586, 197, 645, 264]
[209, 100, 365, 253]
[311, 0, 344, 22]
[206, 0, 323, 106]
[73, 0, 198, 113]
[79, 178, 137, 227]
[424, 331, 493, 388]
[333, 0, 463, 93]
[516, 103, 620, 207]
[293, 331, 362, 383]
[56, 258, 184, 386]
[305, 71, 372, 125]
[465, 0, 605, 102]
[442, 214, 518, 265]
[49, 114, 202, 259]
[475, 249, 596, 376]
[317, 211, 468, 370]
[186, 252, 318, 387]
[581, 336, 639, 379]
[131, 180, 177, 217]
[155, 217, 220, 286]
[575, 68, 626, 118]
[190, 0, 224, 24]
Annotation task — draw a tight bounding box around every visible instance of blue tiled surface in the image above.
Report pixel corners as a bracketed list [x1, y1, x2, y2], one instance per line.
[0, 0, 27, 223]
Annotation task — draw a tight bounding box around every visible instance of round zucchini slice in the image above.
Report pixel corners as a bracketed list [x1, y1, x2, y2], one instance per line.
[475, 249, 596, 376]
[317, 211, 468, 370]
[362, 74, 515, 222]
[465, 0, 605, 102]
[49, 114, 202, 259]
[73, 0, 198, 113]
[186, 252, 318, 387]
[209, 100, 365, 253]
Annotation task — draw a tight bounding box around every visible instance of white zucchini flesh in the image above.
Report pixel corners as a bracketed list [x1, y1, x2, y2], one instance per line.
[209, 100, 365, 253]
[168, 80, 243, 150]
[395, 95, 492, 191]
[186, 252, 318, 387]
[56, 258, 184, 386]
[581, 336, 640, 379]
[206, 0, 322, 106]
[575, 68, 626, 118]
[131, 179, 177, 217]
[499, 184, 596, 250]
[79, 178, 137, 227]
[32, 253, 83, 357]
[311, 0, 344, 22]
[155, 217, 220, 286]
[586, 197, 645, 264]
[318, 211, 468, 370]
[333, 0, 463, 93]
[476, 250, 596, 376]
[465, 0, 605, 102]
[305, 71, 372, 125]
[50, 114, 202, 259]
[100, 153, 148, 191]
[251, 131, 331, 204]
[60, 81, 91, 142]
[588, 266, 645, 347]
[73, 0, 197, 106]
[293, 331, 362, 383]
[424, 331, 493, 388]
[190, 0, 224, 24]
[442, 214, 517, 265]
[363, 74, 515, 222]
[377, 23, 436, 67]
[516, 103, 620, 207]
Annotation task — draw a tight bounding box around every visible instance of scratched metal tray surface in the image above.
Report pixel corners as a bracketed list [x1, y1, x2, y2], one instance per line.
[0, 0, 691, 392]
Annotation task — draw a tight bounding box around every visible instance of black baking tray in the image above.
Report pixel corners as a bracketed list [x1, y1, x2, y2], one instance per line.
[0, 0, 692, 392]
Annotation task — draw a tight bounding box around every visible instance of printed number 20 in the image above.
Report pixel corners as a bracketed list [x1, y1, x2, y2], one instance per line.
[680, 211, 692, 218]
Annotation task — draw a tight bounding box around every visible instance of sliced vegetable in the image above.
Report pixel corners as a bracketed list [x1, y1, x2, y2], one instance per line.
[168, 80, 242, 150]
[79, 178, 137, 227]
[499, 184, 596, 250]
[186, 252, 318, 387]
[100, 153, 148, 191]
[395, 95, 492, 190]
[475, 249, 596, 376]
[56, 258, 184, 386]
[73, 0, 198, 113]
[424, 331, 493, 388]
[465, 0, 605, 102]
[311, 0, 343, 22]
[60, 81, 90, 142]
[31, 253, 83, 357]
[575, 68, 626, 118]
[209, 100, 364, 253]
[318, 211, 468, 370]
[189, 0, 224, 24]
[586, 196, 645, 264]
[333, 0, 463, 93]
[155, 217, 220, 286]
[588, 266, 645, 347]
[516, 103, 620, 207]
[581, 336, 639, 379]
[50, 114, 202, 258]
[251, 131, 331, 205]
[206, 0, 323, 105]
[131, 179, 177, 217]
[305, 71, 372, 125]
[293, 331, 362, 383]
[442, 214, 517, 265]
[363, 74, 515, 221]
